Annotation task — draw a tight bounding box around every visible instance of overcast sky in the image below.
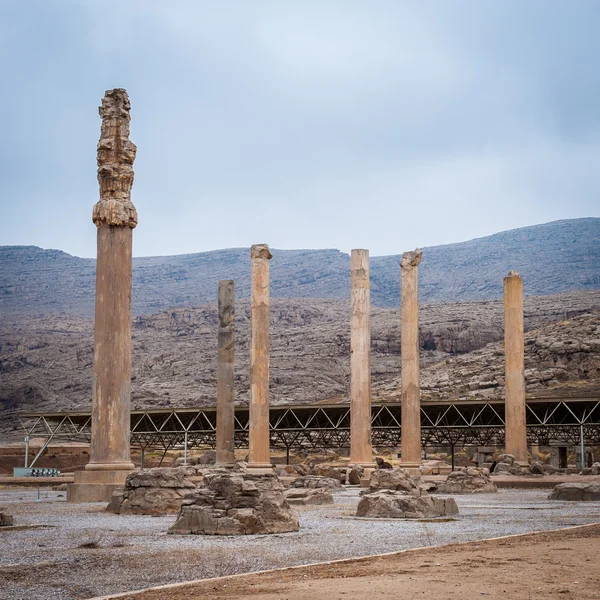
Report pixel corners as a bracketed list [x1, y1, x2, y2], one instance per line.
[1, 1, 599, 258]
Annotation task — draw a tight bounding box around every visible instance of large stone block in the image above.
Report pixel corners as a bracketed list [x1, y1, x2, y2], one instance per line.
[283, 487, 334, 506]
[356, 490, 458, 519]
[548, 482, 600, 501]
[108, 466, 205, 515]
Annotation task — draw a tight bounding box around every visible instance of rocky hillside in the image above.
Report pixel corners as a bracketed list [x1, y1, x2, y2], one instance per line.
[375, 311, 600, 404]
[1, 218, 598, 316]
[1, 291, 598, 438]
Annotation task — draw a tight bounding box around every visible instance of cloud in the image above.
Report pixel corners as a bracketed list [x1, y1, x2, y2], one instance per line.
[0, 1, 598, 258]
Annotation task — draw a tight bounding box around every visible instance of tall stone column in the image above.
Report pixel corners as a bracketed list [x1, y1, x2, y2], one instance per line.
[216, 280, 236, 466]
[69, 88, 137, 503]
[400, 249, 423, 470]
[349, 249, 373, 468]
[504, 271, 528, 464]
[248, 244, 273, 471]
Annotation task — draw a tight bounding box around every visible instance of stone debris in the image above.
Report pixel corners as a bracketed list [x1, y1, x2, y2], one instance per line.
[356, 490, 458, 519]
[530, 461, 545, 475]
[591, 462, 600, 476]
[436, 467, 497, 494]
[348, 466, 364, 485]
[107, 466, 203, 515]
[0, 510, 14, 527]
[492, 454, 528, 476]
[169, 471, 299, 535]
[548, 482, 600, 501]
[375, 457, 393, 469]
[290, 475, 342, 490]
[283, 487, 334, 506]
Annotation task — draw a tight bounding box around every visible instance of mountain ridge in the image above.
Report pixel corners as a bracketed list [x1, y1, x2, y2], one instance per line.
[1, 218, 598, 317]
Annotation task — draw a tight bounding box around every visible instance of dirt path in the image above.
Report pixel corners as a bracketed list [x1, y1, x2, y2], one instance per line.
[105, 524, 600, 600]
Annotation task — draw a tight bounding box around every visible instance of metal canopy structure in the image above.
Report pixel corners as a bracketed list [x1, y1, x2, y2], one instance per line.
[19, 396, 600, 454]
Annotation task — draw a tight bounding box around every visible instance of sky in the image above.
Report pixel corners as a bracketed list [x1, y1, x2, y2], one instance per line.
[0, 1, 599, 258]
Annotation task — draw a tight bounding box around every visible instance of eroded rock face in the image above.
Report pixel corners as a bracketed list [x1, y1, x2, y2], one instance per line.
[356, 490, 458, 519]
[169, 471, 299, 535]
[548, 482, 600, 501]
[492, 454, 528, 476]
[0, 510, 14, 526]
[107, 466, 202, 515]
[291, 475, 341, 489]
[436, 467, 497, 494]
[283, 487, 334, 506]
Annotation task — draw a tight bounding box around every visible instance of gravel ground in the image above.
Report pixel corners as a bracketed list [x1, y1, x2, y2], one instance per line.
[0, 487, 599, 600]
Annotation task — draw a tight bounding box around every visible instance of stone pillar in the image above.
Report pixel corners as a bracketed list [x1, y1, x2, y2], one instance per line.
[69, 88, 137, 503]
[248, 244, 273, 471]
[216, 280, 236, 466]
[349, 249, 373, 468]
[504, 271, 528, 464]
[400, 249, 423, 470]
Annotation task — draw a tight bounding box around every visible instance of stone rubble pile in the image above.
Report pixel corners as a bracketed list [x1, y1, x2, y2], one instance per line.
[107, 466, 203, 515]
[357, 468, 459, 519]
[169, 471, 299, 535]
[436, 467, 497, 494]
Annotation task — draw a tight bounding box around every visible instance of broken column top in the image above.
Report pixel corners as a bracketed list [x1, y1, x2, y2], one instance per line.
[92, 88, 138, 229]
[400, 249, 422, 270]
[250, 244, 273, 260]
[506, 270, 521, 278]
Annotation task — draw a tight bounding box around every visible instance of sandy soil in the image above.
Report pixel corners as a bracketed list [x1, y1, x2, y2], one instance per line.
[111, 524, 600, 600]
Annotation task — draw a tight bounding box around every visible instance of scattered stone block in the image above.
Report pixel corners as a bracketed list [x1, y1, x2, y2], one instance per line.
[530, 461, 545, 475]
[356, 490, 458, 519]
[548, 482, 600, 501]
[169, 471, 299, 535]
[591, 462, 600, 476]
[107, 466, 203, 515]
[0, 510, 14, 527]
[436, 467, 497, 494]
[291, 475, 341, 489]
[283, 487, 334, 505]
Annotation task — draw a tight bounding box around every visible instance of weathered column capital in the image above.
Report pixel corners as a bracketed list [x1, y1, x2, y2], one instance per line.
[400, 249, 422, 270]
[250, 244, 273, 260]
[92, 88, 138, 229]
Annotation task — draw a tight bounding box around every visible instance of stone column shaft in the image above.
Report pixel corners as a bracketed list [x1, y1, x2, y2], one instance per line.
[248, 244, 273, 468]
[216, 280, 235, 466]
[400, 249, 423, 468]
[88, 224, 135, 470]
[504, 271, 528, 464]
[350, 249, 373, 466]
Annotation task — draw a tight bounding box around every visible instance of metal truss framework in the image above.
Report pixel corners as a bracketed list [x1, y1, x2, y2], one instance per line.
[19, 397, 600, 453]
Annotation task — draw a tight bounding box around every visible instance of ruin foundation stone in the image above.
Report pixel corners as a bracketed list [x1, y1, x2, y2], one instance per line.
[169, 471, 299, 535]
[290, 475, 342, 490]
[283, 487, 334, 506]
[356, 490, 459, 519]
[436, 467, 498, 494]
[548, 482, 600, 501]
[107, 466, 203, 515]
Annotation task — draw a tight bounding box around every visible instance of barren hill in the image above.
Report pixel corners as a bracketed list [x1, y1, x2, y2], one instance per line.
[1, 218, 598, 317]
[1, 291, 598, 438]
